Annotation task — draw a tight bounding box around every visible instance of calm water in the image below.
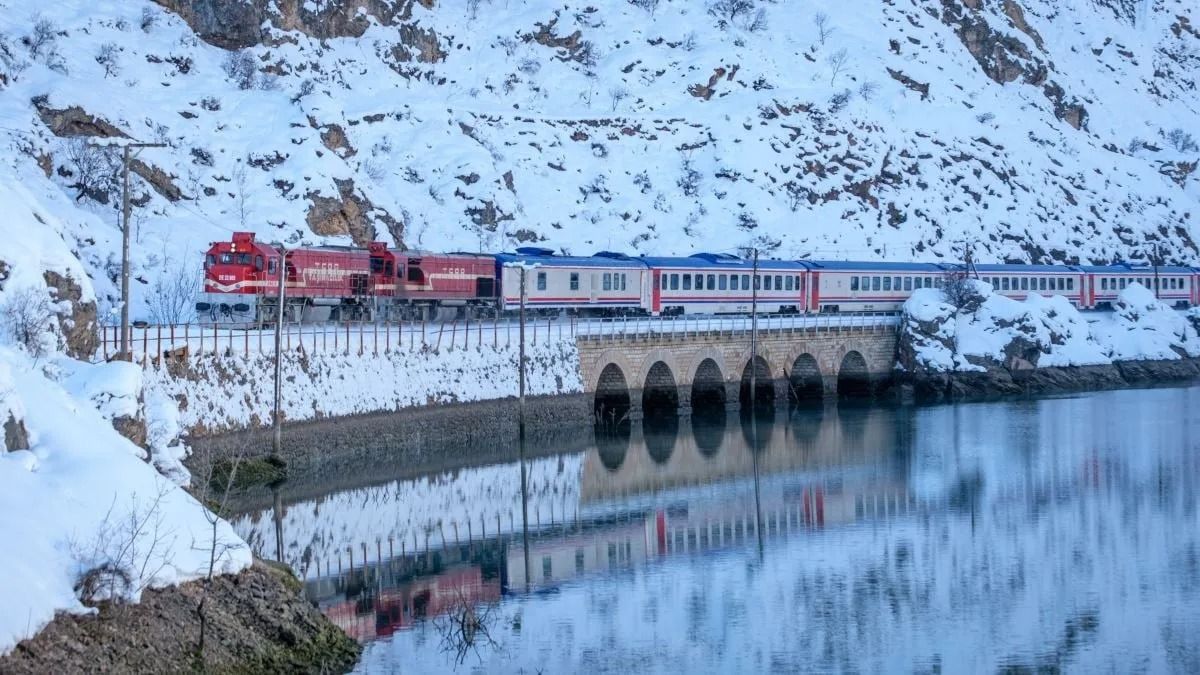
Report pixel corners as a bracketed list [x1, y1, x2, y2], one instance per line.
[232, 386, 1200, 674]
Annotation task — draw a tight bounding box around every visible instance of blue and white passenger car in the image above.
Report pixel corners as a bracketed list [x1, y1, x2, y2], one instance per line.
[495, 248, 647, 315]
[640, 253, 809, 315]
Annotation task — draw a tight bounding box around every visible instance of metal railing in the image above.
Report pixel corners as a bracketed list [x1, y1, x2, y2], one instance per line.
[96, 312, 901, 363]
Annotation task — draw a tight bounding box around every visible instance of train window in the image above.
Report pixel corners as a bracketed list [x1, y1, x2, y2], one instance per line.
[408, 265, 423, 283]
[1037, 278, 1045, 291]
[537, 272, 547, 291]
[883, 276, 892, 291]
[254, 255, 264, 271]
[384, 261, 393, 276]
[238, 253, 252, 265]
[205, 254, 215, 269]
[603, 273, 612, 291]
[682, 274, 692, 291]
[753, 275, 761, 291]
[925, 277, 933, 288]
[774, 275, 782, 290]
[892, 276, 900, 291]
[1067, 278, 1074, 290]
[1058, 278, 1065, 290]
[901, 277, 910, 291]
[1120, 278, 1127, 289]
[914, 277, 923, 290]
[370, 258, 384, 273]
[697, 274, 706, 290]
[671, 274, 680, 291]
[742, 274, 750, 290]
[796, 276, 803, 291]
[730, 275, 738, 290]
[621, 274, 627, 291]
[1101, 278, 1107, 291]
[220, 253, 233, 264]
[268, 258, 277, 274]
[570, 273, 580, 291]
[850, 276, 859, 291]
[719, 275, 728, 290]
[660, 274, 668, 290]
[707, 274, 715, 289]
[872, 276, 881, 291]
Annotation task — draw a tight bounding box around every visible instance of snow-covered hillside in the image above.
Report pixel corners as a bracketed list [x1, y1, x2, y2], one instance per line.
[0, 0, 1198, 321]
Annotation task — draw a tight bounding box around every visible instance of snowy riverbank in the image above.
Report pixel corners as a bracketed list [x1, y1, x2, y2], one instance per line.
[144, 338, 583, 436]
[897, 282, 1200, 398]
[0, 346, 251, 656]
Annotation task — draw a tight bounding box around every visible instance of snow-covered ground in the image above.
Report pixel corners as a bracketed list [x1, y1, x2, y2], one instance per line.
[0, 346, 250, 656]
[901, 281, 1200, 372]
[143, 337, 582, 433]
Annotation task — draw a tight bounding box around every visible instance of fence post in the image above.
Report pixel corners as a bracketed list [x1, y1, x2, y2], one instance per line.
[358, 321, 364, 356]
[345, 322, 351, 355]
[156, 324, 162, 361]
[373, 321, 378, 356]
[244, 327, 249, 357]
[436, 321, 445, 350]
[385, 322, 390, 354]
[142, 329, 148, 363]
[448, 320, 457, 352]
[185, 323, 191, 356]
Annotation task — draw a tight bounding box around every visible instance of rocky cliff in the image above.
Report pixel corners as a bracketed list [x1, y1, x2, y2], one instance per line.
[0, 0, 1197, 321]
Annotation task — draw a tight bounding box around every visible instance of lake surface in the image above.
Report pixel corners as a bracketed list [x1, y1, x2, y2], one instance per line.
[232, 386, 1200, 673]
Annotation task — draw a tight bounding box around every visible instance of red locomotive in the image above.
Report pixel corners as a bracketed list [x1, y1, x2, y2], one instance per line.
[197, 232, 500, 323]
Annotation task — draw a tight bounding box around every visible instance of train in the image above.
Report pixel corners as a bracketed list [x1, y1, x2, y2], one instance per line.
[196, 232, 1200, 322]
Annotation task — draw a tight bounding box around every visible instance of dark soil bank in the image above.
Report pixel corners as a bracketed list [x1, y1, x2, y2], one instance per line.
[894, 358, 1200, 401]
[0, 561, 359, 674]
[189, 393, 593, 489]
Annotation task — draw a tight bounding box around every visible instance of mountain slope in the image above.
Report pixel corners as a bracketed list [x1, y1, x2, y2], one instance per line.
[0, 0, 1197, 320]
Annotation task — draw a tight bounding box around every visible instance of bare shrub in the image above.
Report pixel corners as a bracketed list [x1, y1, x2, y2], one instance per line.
[221, 50, 258, 90]
[140, 7, 158, 32]
[433, 587, 503, 666]
[1, 286, 56, 359]
[1165, 128, 1198, 153]
[677, 156, 701, 197]
[148, 261, 200, 325]
[291, 78, 315, 103]
[25, 16, 57, 57]
[630, 0, 661, 13]
[858, 81, 879, 102]
[941, 270, 984, 312]
[828, 88, 853, 113]
[199, 96, 221, 111]
[708, 0, 755, 25]
[70, 484, 174, 607]
[95, 42, 120, 78]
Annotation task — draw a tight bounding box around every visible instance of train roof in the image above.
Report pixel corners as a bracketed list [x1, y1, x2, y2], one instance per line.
[1079, 262, 1196, 274]
[974, 263, 1082, 273]
[494, 250, 645, 269]
[638, 253, 807, 270]
[799, 260, 958, 272]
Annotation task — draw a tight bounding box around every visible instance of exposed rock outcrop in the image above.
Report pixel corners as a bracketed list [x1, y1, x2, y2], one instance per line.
[305, 178, 403, 247]
[3, 414, 29, 453]
[33, 102, 127, 139]
[43, 270, 98, 360]
[154, 0, 435, 49]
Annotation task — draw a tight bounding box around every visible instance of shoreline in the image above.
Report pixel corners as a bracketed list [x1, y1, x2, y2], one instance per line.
[0, 560, 359, 674]
[892, 358, 1200, 402]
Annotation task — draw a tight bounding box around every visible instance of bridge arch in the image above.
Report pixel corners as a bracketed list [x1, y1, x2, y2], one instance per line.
[788, 353, 825, 404]
[739, 355, 774, 409]
[837, 350, 872, 399]
[690, 357, 726, 410]
[594, 362, 632, 422]
[642, 360, 679, 416]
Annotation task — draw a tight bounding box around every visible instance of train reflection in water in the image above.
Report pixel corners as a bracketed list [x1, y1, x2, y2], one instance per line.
[301, 401, 927, 642]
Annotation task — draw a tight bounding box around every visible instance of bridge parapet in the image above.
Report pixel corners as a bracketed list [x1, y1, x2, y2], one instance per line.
[577, 321, 898, 418]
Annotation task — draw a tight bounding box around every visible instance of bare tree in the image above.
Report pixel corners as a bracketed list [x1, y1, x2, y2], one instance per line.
[148, 260, 201, 325]
[1, 286, 55, 360]
[221, 50, 258, 90]
[25, 16, 57, 57]
[826, 48, 849, 85]
[232, 164, 250, 227]
[941, 269, 984, 312]
[814, 12, 834, 45]
[630, 0, 661, 13]
[608, 85, 629, 111]
[189, 444, 249, 667]
[63, 138, 120, 203]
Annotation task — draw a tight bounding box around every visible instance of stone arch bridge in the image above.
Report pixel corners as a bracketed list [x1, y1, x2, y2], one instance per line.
[578, 322, 897, 419]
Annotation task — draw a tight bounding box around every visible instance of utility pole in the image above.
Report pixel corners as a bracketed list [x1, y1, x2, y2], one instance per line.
[117, 141, 166, 360]
[749, 248, 760, 411]
[1152, 243, 1162, 300]
[962, 238, 979, 280]
[517, 265, 531, 590]
[272, 250, 288, 457]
